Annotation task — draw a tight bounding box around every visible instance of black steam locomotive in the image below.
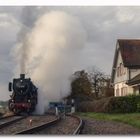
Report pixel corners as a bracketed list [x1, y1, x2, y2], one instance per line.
[8, 74, 38, 114]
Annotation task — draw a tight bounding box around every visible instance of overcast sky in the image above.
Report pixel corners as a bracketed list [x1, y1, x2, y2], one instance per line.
[1, 6, 140, 100]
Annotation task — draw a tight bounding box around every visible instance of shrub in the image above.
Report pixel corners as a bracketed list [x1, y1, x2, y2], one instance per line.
[77, 97, 113, 112]
[78, 95, 140, 113]
[106, 95, 138, 113]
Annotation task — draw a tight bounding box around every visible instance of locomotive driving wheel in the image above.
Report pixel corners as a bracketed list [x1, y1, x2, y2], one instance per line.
[13, 108, 20, 115]
[8, 99, 14, 111]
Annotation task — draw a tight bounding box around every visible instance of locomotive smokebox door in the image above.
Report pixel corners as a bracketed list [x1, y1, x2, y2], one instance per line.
[8, 82, 12, 92]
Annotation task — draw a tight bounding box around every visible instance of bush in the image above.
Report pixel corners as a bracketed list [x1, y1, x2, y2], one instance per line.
[77, 97, 113, 112]
[78, 95, 140, 113]
[68, 94, 93, 104]
[106, 95, 137, 113]
[106, 95, 140, 113]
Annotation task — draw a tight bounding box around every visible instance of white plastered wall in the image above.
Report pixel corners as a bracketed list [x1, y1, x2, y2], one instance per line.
[114, 45, 133, 96]
[114, 82, 133, 96]
[114, 48, 128, 84]
[130, 69, 140, 79]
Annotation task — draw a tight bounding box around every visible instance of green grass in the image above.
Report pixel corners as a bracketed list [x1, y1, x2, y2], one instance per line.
[78, 112, 140, 129]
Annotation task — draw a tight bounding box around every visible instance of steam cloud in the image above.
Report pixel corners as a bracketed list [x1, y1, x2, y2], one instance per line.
[13, 11, 87, 114]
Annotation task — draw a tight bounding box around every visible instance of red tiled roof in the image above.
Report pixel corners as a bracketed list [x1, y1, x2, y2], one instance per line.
[118, 39, 140, 68]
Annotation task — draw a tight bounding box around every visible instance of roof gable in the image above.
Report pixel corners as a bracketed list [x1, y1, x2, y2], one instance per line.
[111, 42, 120, 83]
[118, 39, 140, 68]
[111, 39, 140, 83]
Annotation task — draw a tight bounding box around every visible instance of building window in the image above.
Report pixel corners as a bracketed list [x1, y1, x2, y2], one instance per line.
[117, 67, 120, 77]
[124, 87, 127, 95]
[117, 63, 126, 76]
[123, 67, 126, 75]
[116, 85, 119, 96]
[116, 89, 118, 96]
[120, 87, 127, 96]
[121, 88, 123, 96]
[120, 63, 123, 76]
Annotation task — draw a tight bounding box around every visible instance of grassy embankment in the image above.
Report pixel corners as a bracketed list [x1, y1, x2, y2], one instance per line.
[78, 112, 140, 129]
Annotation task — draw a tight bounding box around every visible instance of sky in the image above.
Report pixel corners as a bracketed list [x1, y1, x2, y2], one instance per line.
[1, 6, 140, 100]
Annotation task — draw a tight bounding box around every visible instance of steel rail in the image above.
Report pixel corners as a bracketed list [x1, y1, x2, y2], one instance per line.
[0, 115, 15, 120]
[0, 116, 26, 129]
[15, 116, 60, 134]
[67, 114, 83, 135]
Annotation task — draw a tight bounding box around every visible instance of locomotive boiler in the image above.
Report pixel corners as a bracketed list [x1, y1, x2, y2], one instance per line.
[8, 74, 38, 114]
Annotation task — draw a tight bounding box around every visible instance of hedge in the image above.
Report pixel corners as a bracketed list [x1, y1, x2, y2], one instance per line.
[107, 95, 140, 113]
[77, 95, 140, 113]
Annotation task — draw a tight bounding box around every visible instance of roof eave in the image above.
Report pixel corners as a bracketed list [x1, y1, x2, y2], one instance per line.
[111, 40, 119, 84]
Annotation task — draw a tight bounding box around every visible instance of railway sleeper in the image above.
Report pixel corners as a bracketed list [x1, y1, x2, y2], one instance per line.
[15, 117, 61, 134]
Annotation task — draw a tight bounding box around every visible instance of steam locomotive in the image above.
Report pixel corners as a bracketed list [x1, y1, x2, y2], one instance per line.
[8, 74, 38, 114]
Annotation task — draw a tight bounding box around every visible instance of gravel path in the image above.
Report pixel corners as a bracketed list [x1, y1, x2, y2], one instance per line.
[81, 117, 140, 135]
[0, 115, 56, 135]
[34, 116, 79, 135]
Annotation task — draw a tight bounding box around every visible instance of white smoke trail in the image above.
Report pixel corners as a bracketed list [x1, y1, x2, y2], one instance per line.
[14, 11, 87, 114]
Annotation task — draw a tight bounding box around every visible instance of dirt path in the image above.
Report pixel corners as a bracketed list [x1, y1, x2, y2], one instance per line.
[81, 117, 140, 135]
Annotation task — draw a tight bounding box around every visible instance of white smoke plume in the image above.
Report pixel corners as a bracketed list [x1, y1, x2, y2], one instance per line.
[14, 11, 87, 114]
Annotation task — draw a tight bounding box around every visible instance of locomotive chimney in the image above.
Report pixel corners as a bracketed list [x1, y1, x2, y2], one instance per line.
[20, 74, 25, 79]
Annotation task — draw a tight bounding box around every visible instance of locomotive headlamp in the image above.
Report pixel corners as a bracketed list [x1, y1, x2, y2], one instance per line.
[28, 100, 31, 103]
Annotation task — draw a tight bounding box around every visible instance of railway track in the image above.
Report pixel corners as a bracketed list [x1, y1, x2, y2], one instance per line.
[70, 115, 83, 134]
[0, 115, 26, 129]
[0, 114, 83, 135]
[0, 115, 56, 135]
[16, 116, 60, 134]
[16, 114, 83, 135]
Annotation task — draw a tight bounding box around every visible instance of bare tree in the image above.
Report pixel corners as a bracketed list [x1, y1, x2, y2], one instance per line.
[70, 67, 113, 101]
[88, 66, 106, 98]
